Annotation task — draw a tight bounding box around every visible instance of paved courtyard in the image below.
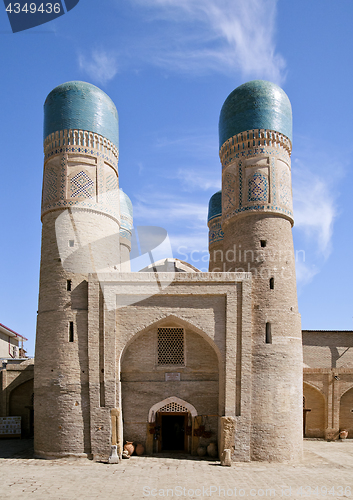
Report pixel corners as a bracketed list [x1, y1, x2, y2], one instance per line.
[0, 439, 352, 499]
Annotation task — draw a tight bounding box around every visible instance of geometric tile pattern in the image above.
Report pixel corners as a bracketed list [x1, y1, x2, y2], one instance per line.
[97, 160, 104, 203]
[42, 167, 58, 204]
[60, 155, 66, 200]
[271, 157, 276, 204]
[70, 171, 94, 198]
[42, 145, 120, 223]
[45, 146, 118, 172]
[223, 172, 235, 212]
[105, 173, 119, 214]
[220, 144, 293, 221]
[209, 220, 224, 245]
[248, 172, 268, 202]
[279, 169, 291, 207]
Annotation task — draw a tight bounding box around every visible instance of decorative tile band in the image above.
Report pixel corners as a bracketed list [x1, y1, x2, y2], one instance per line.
[221, 137, 294, 226]
[44, 129, 119, 164]
[209, 217, 224, 245]
[119, 228, 132, 242]
[219, 129, 291, 168]
[41, 146, 120, 222]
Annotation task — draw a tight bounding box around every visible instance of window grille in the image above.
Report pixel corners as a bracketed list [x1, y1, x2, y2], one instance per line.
[157, 328, 184, 365]
[159, 402, 188, 413]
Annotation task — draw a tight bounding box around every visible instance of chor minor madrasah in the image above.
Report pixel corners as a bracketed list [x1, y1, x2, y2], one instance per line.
[29, 80, 353, 463]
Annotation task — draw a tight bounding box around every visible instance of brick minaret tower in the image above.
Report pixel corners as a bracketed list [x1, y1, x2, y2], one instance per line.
[34, 81, 121, 458]
[218, 80, 303, 461]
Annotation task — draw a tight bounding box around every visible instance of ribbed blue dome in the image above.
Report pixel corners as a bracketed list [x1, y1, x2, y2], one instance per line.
[208, 190, 222, 223]
[44, 81, 119, 147]
[219, 80, 292, 149]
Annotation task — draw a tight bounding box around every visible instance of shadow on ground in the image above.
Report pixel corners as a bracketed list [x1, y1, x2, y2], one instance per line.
[0, 438, 34, 459]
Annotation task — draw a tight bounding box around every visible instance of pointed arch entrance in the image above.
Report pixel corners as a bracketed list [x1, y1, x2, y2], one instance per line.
[147, 397, 198, 453]
[120, 316, 220, 456]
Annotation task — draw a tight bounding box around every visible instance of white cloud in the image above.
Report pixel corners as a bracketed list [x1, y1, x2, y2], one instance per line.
[133, 193, 208, 225]
[173, 168, 221, 192]
[293, 165, 337, 259]
[131, 0, 285, 82]
[295, 261, 320, 288]
[78, 50, 118, 85]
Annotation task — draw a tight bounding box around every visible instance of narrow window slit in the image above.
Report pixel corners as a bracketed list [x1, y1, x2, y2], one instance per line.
[266, 322, 272, 344]
[69, 322, 74, 342]
[261, 240, 267, 248]
[270, 278, 274, 290]
[67, 279, 72, 291]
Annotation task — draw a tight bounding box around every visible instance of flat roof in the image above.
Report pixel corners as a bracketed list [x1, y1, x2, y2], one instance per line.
[0, 323, 28, 341]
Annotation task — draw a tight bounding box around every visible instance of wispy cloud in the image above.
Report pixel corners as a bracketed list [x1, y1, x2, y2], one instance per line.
[78, 50, 118, 85]
[134, 192, 208, 225]
[132, 191, 209, 265]
[131, 0, 285, 82]
[293, 162, 337, 259]
[172, 168, 221, 192]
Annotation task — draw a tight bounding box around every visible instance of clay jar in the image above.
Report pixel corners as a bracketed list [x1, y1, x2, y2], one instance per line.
[124, 441, 135, 456]
[135, 443, 145, 456]
[339, 430, 348, 439]
[197, 445, 206, 457]
[207, 442, 218, 458]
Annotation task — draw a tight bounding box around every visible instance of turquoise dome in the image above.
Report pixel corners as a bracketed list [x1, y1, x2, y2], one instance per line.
[208, 190, 222, 223]
[219, 80, 292, 149]
[44, 81, 119, 147]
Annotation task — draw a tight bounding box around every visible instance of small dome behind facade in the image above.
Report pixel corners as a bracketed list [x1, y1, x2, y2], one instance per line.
[44, 81, 119, 147]
[139, 258, 200, 273]
[219, 80, 292, 149]
[208, 190, 222, 223]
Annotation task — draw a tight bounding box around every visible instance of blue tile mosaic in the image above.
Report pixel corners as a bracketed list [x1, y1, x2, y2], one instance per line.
[70, 171, 94, 198]
[209, 220, 224, 244]
[279, 169, 291, 207]
[248, 172, 268, 203]
[42, 167, 58, 204]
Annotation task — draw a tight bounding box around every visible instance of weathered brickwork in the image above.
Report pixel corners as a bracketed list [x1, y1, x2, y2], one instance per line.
[34, 80, 353, 467]
[303, 331, 353, 440]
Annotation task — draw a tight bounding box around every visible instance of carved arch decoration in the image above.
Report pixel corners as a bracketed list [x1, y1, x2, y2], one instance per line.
[148, 396, 197, 423]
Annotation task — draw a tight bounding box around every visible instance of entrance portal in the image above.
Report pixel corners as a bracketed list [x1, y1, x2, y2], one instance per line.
[161, 414, 186, 451]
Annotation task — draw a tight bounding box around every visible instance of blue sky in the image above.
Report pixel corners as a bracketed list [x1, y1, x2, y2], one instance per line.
[0, 0, 352, 356]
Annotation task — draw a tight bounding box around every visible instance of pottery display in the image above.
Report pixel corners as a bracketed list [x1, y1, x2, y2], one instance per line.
[207, 442, 218, 457]
[124, 441, 135, 456]
[339, 430, 348, 439]
[197, 445, 206, 457]
[135, 443, 145, 456]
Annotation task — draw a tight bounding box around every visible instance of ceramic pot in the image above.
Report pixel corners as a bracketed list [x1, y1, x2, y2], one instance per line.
[340, 430, 348, 439]
[207, 442, 218, 458]
[197, 445, 206, 457]
[124, 441, 135, 456]
[135, 443, 145, 456]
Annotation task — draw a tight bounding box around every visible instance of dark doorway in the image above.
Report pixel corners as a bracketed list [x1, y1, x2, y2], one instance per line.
[161, 414, 186, 451]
